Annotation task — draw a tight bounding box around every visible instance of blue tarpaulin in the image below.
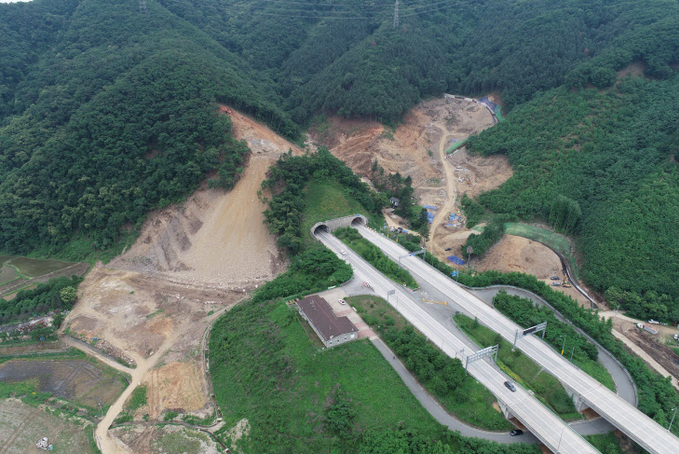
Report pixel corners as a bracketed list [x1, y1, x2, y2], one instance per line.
[480, 96, 498, 112]
[423, 205, 438, 210]
[447, 255, 466, 265]
[448, 214, 460, 220]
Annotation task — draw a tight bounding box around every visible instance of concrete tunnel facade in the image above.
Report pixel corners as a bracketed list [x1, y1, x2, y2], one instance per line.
[311, 214, 368, 237]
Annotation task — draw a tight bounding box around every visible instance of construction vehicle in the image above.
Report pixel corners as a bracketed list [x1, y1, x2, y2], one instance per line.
[637, 323, 659, 335]
[562, 276, 572, 288]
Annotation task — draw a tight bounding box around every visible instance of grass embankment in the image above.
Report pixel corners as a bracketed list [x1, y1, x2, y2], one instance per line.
[454, 314, 581, 421]
[335, 227, 419, 289]
[349, 295, 513, 431]
[302, 180, 370, 236]
[493, 291, 615, 391]
[585, 432, 643, 454]
[504, 223, 580, 280]
[208, 297, 540, 453]
[210, 299, 440, 452]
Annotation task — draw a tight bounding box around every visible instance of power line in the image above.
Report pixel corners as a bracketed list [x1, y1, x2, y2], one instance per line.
[400, 1, 453, 17]
[154, 0, 451, 22]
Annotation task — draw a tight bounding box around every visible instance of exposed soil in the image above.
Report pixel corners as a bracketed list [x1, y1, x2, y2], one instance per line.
[59, 107, 304, 453]
[603, 312, 679, 391]
[618, 62, 646, 78]
[111, 424, 220, 454]
[110, 107, 302, 289]
[310, 97, 584, 304]
[143, 362, 207, 420]
[0, 398, 95, 454]
[310, 96, 511, 258]
[473, 236, 562, 277]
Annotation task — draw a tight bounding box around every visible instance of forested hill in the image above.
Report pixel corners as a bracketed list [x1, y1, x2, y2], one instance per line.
[0, 0, 295, 255]
[467, 74, 679, 322]
[2, 0, 679, 317]
[159, 0, 679, 120]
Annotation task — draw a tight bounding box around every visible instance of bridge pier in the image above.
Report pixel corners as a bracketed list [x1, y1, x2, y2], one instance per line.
[563, 384, 592, 413]
[497, 400, 514, 420]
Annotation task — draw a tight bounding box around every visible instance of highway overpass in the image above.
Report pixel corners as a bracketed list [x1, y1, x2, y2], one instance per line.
[315, 230, 599, 454]
[355, 225, 679, 454]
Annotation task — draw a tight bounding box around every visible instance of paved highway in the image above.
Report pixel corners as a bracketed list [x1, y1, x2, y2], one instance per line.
[316, 231, 598, 453]
[356, 225, 679, 454]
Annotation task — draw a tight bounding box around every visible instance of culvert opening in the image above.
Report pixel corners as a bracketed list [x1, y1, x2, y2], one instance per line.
[314, 224, 330, 235]
[351, 216, 366, 228]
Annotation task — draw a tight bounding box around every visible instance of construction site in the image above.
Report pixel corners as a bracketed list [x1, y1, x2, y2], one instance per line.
[1, 95, 679, 452]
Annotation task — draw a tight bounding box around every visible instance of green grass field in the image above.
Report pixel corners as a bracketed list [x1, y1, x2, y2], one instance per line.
[504, 223, 580, 279]
[335, 228, 419, 289]
[209, 299, 446, 452]
[349, 295, 513, 431]
[454, 314, 581, 420]
[302, 180, 369, 238]
[0, 266, 19, 286]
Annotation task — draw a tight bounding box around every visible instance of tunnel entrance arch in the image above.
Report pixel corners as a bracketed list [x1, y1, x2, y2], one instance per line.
[310, 214, 369, 237]
[350, 216, 366, 228]
[313, 224, 329, 235]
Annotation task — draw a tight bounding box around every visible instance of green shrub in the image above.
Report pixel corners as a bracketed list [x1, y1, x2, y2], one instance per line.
[127, 386, 147, 413]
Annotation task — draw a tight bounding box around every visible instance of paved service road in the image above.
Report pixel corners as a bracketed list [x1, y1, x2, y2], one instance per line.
[316, 231, 598, 454]
[356, 225, 679, 454]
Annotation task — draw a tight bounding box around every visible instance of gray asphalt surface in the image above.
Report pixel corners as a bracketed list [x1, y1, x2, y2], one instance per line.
[470, 286, 637, 406]
[318, 231, 600, 453]
[357, 225, 679, 454]
[370, 336, 539, 444]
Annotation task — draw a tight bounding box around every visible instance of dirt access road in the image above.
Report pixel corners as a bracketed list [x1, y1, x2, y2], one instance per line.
[63, 107, 302, 453]
[310, 96, 593, 308]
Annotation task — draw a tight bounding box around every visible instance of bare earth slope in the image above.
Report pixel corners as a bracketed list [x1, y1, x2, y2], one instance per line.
[111, 109, 301, 288]
[64, 108, 301, 453]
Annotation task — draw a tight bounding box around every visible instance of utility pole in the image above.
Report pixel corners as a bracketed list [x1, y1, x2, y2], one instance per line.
[139, 0, 147, 14]
[393, 0, 399, 28]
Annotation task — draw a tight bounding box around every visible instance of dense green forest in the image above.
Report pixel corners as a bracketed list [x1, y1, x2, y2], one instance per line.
[467, 76, 679, 321]
[3, 0, 679, 314]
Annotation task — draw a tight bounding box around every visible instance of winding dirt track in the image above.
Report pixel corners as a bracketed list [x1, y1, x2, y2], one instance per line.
[428, 128, 457, 245]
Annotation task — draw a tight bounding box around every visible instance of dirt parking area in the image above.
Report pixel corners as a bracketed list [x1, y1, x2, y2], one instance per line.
[0, 398, 95, 454]
[110, 424, 220, 454]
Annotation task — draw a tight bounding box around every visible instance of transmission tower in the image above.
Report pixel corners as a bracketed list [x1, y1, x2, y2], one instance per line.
[393, 0, 399, 27]
[139, 0, 147, 14]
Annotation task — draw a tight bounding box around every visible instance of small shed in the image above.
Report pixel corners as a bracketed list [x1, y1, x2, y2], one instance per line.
[390, 197, 400, 207]
[297, 295, 358, 348]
